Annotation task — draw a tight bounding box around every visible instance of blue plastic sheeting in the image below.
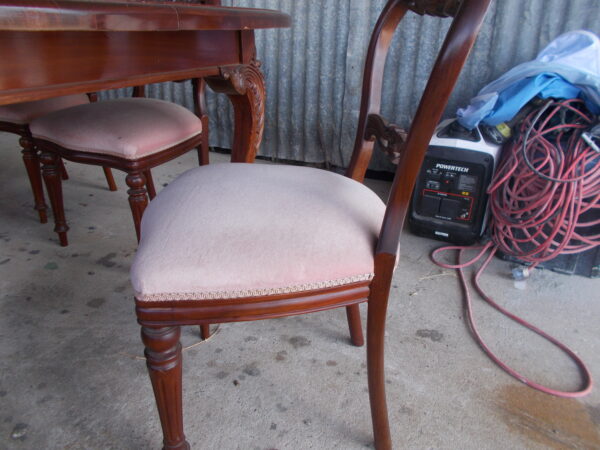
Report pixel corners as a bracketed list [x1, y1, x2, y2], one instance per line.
[458, 30, 600, 129]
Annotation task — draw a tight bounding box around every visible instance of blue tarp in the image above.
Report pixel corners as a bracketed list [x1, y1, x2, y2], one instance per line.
[457, 30, 600, 129]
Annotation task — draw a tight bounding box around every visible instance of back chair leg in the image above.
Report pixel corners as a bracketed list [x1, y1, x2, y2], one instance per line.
[144, 170, 157, 200]
[103, 166, 118, 191]
[59, 158, 69, 180]
[142, 326, 189, 450]
[200, 324, 210, 340]
[197, 116, 210, 166]
[125, 171, 149, 242]
[367, 289, 392, 450]
[40, 151, 69, 246]
[19, 136, 48, 223]
[346, 304, 365, 346]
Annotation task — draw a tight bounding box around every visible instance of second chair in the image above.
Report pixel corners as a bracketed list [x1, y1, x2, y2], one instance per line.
[30, 92, 208, 246]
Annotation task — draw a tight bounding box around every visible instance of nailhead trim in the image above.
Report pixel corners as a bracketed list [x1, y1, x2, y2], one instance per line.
[135, 273, 375, 302]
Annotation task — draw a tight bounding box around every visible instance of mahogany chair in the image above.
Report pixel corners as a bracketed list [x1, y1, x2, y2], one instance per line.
[130, 0, 491, 448]
[30, 80, 210, 247]
[0, 94, 117, 223]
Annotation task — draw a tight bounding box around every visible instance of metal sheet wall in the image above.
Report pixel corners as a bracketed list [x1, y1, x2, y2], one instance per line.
[101, 0, 600, 171]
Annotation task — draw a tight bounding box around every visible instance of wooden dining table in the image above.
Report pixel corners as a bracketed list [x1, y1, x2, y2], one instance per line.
[0, 0, 291, 161]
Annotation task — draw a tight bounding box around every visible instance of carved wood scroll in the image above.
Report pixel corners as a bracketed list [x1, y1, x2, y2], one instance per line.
[206, 61, 265, 162]
[365, 113, 407, 165]
[402, 0, 463, 17]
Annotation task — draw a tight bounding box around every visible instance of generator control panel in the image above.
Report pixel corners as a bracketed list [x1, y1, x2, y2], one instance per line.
[409, 120, 502, 245]
[417, 158, 485, 224]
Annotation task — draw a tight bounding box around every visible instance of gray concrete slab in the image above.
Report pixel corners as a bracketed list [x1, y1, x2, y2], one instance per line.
[0, 131, 599, 449]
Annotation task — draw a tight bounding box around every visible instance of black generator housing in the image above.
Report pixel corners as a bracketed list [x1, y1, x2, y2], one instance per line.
[409, 120, 502, 245]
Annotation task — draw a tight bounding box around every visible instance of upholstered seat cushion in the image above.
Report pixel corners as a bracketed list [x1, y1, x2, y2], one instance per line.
[30, 98, 202, 160]
[0, 94, 90, 124]
[131, 164, 386, 301]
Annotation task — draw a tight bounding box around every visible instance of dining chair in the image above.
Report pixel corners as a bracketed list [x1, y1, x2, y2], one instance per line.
[130, 0, 491, 448]
[30, 81, 210, 247]
[0, 94, 117, 223]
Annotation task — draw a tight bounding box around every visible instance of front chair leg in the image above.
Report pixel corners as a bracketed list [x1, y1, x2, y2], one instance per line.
[19, 136, 48, 223]
[141, 326, 189, 450]
[346, 304, 364, 346]
[40, 151, 69, 246]
[125, 171, 149, 242]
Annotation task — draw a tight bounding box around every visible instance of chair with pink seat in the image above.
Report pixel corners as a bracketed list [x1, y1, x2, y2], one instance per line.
[0, 94, 117, 223]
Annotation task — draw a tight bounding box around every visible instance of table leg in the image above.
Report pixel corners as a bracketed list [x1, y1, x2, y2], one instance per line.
[206, 62, 265, 163]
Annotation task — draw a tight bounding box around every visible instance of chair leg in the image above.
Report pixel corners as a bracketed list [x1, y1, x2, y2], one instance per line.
[144, 170, 157, 200]
[197, 116, 210, 166]
[141, 326, 189, 450]
[19, 136, 48, 223]
[199, 324, 210, 340]
[103, 167, 118, 191]
[40, 152, 69, 246]
[59, 158, 69, 180]
[346, 304, 364, 347]
[125, 171, 149, 242]
[367, 290, 392, 450]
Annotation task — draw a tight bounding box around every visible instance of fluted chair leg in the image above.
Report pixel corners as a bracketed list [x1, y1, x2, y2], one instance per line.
[103, 166, 118, 191]
[367, 289, 392, 450]
[346, 304, 364, 346]
[19, 136, 48, 223]
[40, 152, 69, 246]
[142, 326, 189, 450]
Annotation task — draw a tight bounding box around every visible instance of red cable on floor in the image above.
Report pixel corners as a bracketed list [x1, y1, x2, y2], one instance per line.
[431, 98, 598, 398]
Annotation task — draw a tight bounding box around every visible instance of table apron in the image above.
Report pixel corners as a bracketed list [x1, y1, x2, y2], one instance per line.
[0, 29, 250, 104]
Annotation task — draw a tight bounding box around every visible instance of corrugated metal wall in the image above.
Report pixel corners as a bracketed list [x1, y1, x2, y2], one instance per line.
[101, 0, 600, 171]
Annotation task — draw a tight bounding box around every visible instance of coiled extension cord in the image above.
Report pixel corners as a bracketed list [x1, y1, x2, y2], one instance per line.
[432, 98, 598, 397]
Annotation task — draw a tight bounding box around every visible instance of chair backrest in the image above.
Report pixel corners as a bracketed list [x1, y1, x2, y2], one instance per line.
[346, 0, 491, 263]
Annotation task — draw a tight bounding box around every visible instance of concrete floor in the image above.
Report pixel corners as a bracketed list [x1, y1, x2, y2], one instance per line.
[0, 131, 599, 450]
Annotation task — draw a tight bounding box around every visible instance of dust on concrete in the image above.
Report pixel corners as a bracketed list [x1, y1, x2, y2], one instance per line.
[288, 336, 310, 349]
[415, 329, 444, 342]
[96, 252, 117, 268]
[243, 362, 261, 376]
[495, 385, 600, 449]
[86, 298, 105, 308]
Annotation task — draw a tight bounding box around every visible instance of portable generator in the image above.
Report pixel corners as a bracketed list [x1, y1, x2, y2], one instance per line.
[409, 119, 503, 245]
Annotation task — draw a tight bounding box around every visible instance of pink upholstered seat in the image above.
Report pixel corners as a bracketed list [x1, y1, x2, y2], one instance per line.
[30, 98, 203, 160]
[0, 94, 90, 124]
[131, 163, 386, 302]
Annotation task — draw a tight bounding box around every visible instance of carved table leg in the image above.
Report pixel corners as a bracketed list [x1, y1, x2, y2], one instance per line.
[19, 136, 47, 223]
[141, 326, 189, 450]
[125, 171, 148, 242]
[206, 63, 265, 163]
[40, 151, 69, 246]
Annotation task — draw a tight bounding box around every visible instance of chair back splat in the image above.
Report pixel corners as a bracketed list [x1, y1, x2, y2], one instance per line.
[348, 0, 491, 261]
